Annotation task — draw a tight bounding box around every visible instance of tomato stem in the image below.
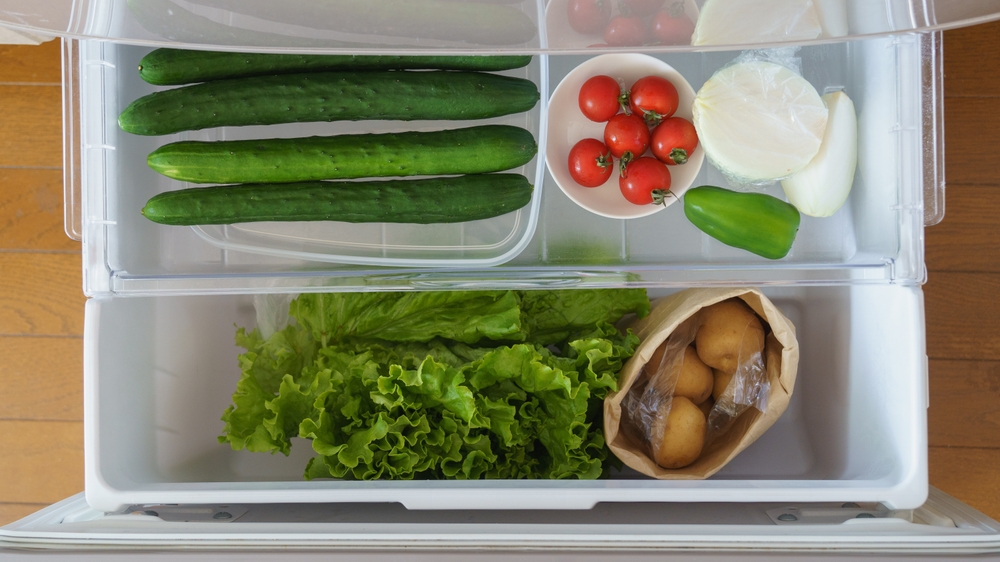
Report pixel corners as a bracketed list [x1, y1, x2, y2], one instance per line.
[651, 189, 677, 206]
[669, 148, 689, 165]
[619, 151, 635, 177]
[618, 89, 632, 115]
[596, 150, 613, 169]
[668, 0, 686, 18]
[643, 110, 665, 126]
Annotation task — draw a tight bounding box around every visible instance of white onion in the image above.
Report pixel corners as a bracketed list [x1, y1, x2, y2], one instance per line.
[781, 91, 858, 217]
[692, 0, 822, 46]
[692, 60, 828, 183]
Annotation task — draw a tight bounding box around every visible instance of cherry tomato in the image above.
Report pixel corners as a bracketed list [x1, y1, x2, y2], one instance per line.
[628, 75, 679, 126]
[579, 75, 623, 122]
[604, 113, 650, 160]
[651, 117, 699, 165]
[567, 0, 612, 35]
[621, 0, 665, 17]
[568, 138, 614, 188]
[619, 157, 673, 206]
[649, 3, 695, 45]
[603, 15, 646, 46]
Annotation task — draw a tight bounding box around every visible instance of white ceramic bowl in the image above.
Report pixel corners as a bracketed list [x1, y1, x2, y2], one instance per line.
[545, 53, 704, 219]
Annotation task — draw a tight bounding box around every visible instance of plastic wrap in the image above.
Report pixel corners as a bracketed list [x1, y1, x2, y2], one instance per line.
[692, 49, 828, 189]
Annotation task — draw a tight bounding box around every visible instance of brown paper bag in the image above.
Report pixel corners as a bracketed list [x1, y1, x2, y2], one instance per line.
[605, 288, 799, 479]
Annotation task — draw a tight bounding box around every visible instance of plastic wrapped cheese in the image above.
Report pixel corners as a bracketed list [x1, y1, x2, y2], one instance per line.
[692, 59, 828, 183]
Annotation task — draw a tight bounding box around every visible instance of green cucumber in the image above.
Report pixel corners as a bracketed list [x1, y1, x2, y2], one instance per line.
[141, 173, 533, 225]
[138, 48, 533, 85]
[147, 125, 537, 184]
[683, 185, 801, 260]
[119, 71, 540, 136]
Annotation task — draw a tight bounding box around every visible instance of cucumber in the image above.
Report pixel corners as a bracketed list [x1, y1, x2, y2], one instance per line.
[119, 71, 540, 136]
[185, 0, 537, 46]
[141, 174, 533, 225]
[147, 125, 537, 184]
[138, 48, 533, 85]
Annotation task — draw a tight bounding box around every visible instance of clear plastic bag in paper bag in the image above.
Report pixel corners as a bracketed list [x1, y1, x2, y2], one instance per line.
[605, 288, 799, 479]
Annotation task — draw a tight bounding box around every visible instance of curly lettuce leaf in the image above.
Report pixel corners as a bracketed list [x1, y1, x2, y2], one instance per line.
[289, 291, 524, 345]
[519, 289, 651, 345]
[221, 289, 648, 480]
[219, 325, 320, 453]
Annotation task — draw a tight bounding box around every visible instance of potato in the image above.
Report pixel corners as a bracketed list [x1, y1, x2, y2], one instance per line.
[695, 299, 765, 373]
[673, 346, 714, 403]
[646, 343, 714, 404]
[653, 396, 707, 469]
[712, 368, 734, 402]
[698, 397, 714, 418]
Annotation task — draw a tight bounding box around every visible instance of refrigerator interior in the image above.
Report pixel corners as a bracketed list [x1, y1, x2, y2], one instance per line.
[85, 284, 926, 512]
[74, 33, 933, 295]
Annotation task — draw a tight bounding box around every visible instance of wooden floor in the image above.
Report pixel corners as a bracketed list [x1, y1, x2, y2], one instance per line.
[0, 26, 999, 525]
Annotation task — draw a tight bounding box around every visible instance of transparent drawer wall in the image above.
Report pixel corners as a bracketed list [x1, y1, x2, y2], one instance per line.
[85, 285, 927, 512]
[68, 31, 941, 296]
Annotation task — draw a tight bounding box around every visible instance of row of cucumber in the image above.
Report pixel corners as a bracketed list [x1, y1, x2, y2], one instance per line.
[120, 49, 541, 226]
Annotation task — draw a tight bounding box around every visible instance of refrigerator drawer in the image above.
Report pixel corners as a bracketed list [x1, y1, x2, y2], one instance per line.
[71, 32, 939, 295]
[84, 285, 928, 512]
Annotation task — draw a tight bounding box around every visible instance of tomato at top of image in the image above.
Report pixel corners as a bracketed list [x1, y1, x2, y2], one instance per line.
[621, 0, 666, 17]
[651, 117, 699, 165]
[649, 2, 695, 44]
[629, 75, 679, 126]
[567, 0, 612, 35]
[579, 75, 623, 122]
[604, 113, 651, 159]
[603, 15, 646, 46]
[568, 138, 614, 188]
[620, 157, 673, 206]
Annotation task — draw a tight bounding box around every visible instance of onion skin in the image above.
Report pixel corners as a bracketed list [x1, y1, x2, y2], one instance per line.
[781, 91, 858, 218]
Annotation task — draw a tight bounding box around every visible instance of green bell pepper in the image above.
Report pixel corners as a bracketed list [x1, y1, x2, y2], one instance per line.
[683, 186, 801, 260]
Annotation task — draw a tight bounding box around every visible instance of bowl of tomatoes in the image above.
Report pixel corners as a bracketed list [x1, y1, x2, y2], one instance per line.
[545, 53, 704, 219]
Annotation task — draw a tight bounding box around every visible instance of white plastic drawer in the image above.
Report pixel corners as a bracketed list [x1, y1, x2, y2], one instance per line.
[67, 31, 939, 295]
[84, 285, 928, 512]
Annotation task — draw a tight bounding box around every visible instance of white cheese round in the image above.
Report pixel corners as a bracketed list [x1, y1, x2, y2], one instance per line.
[692, 60, 828, 182]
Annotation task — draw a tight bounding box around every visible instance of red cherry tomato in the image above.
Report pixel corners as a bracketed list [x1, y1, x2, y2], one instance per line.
[649, 4, 695, 45]
[578, 75, 623, 122]
[568, 138, 614, 188]
[604, 113, 650, 160]
[628, 75, 679, 126]
[603, 15, 646, 46]
[651, 117, 699, 165]
[619, 157, 673, 206]
[567, 0, 612, 35]
[621, 0, 665, 17]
